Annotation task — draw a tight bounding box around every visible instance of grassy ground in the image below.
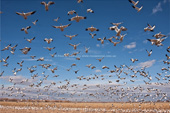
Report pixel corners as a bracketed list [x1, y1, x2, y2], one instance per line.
[0, 102, 170, 113]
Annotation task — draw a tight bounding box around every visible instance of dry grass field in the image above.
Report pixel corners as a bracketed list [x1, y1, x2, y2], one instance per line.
[0, 101, 170, 113]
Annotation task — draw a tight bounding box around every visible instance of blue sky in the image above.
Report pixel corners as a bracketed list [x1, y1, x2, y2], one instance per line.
[0, 0, 170, 102]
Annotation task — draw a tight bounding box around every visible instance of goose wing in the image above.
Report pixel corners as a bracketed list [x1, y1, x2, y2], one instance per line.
[25, 11, 36, 16]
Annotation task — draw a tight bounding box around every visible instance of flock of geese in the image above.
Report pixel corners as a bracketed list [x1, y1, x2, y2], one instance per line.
[0, 0, 170, 108]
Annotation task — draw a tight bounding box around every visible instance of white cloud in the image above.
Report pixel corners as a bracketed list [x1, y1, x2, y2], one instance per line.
[96, 44, 100, 47]
[152, 2, 162, 14]
[137, 60, 156, 68]
[124, 42, 136, 49]
[95, 69, 102, 73]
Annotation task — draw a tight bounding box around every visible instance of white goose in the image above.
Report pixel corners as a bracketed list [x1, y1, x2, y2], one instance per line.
[85, 47, 90, 53]
[97, 37, 106, 44]
[32, 19, 38, 25]
[21, 26, 31, 34]
[41, 1, 55, 11]
[87, 8, 94, 13]
[50, 52, 57, 57]
[165, 54, 170, 60]
[68, 10, 76, 15]
[77, 0, 83, 3]
[44, 38, 53, 44]
[86, 25, 99, 32]
[119, 34, 127, 42]
[2, 56, 10, 63]
[132, 5, 143, 12]
[24, 37, 35, 43]
[68, 14, 86, 22]
[17, 61, 24, 67]
[130, 58, 138, 63]
[129, 0, 139, 6]
[96, 57, 104, 62]
[111, 41, 120, 46]
[64, 34, 78, 40]
[69, 43, 81, 50]
[52, 23, 71, 31]
[54, 17, 60, 22]
[153, 32, 166, 39]
[16, 11, 36, 19]
[146, 49, 152, 56]
[44, 47, 55, 51]
[111, 22, 123, 27]
[89, 33, 96, 38]
[1, 44, 11, 51]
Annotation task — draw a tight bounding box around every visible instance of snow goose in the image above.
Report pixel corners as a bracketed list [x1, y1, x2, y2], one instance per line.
[44, 47, 55, 51]
[32, 19, 38, 25]
[30, 56, 36, 59]
[37, 57, 44, 61]
[68, 10, 76, 15]
[97, 37, 106, 44]
[89, 33, 96, 38]
[144, 24, 155, 32]
[129, 0, 139, 6]
[16, 11, 36, 19]
[77, 0, 83, 3]
[116, 26, 127, 36]
[10, 44, 18, 51]
[17, 61, 24, 67]
[111, 22, 123, 27]
[146, 49, 152, 56]
[87, 8, 94, 13]
[109, 25, 118, 31]
[41, 1, 55, 11]
[86, 64, 92, 68]
[21, 26, 31, 34]
[69, 43, 81, 50]
[130, 58, 138, 63]
[1, 44, 11, 51]
[71, 63, 76, 67]
[119, 34, 127, 42]
[165, 54, 170, 60]
[24, 37, 35, 43]
[52, 23, 71, 31]
[70, 51, 80, 56]
[111, 41, 120, 46]
[2, 56, 9, 63]
[76, 57, 80, 60]
[64, 53, 69, 57]
[10, 49, 16, 55]
[153, 32, 166, 39]
[96, 57, 104, 62]
[106, 36, 114, 42]
[50, 52, 57, 57]
[132, 5, 143, 12]
[50, 67, 57, 73]
[102, 66, 109, 69]
[91, 66, 96, 69]
[167, 49, 170, 53]
[68, 14, 86, 22]
[64, 34, 78, 40]
[0, 71, 4, 77]
[44, 38, 53, 44]
[54, 17, 60, 22]
[86, 25, 99, 32]
[147, 37, 167, 46]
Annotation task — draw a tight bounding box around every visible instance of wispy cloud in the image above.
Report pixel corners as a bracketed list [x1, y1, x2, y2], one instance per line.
[152, 2, 162, 14]
[95, 69, 102, 73]
[137, 60, 156, 68]
[124, 42, 136, 49]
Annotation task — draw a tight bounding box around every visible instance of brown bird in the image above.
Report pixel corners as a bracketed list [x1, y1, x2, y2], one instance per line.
[41, 1, 55, 11]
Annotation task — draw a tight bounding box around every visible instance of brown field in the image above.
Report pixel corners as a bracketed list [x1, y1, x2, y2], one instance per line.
[0, 101, 170, 113]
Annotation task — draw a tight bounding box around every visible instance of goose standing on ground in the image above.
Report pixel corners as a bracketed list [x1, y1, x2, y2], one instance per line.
[146, 49, 152, 56]
[44, 38, 53, 44]
[21, 26, 31, 34]
[86, 25, 99, 32]
[97, 37, 106, 44]
[68, 10, 76, 15]
[68, 14, 86, 22]
[69, 43, 81, 50]
[16, 11, 36, 19]
[87, 8, 94, 13]
[52, 23, 71, 31]
[24, 37, 35, 43]
[89, 33, 96, 38]
[132, 5, 143, 12]
[54, 17, 60, 22]
[129, 0, 139, 6]
[64, 34, 78, 40]
[41, 1, 55, 11]
[32, 19, 38, 25]
[130, 58, 138, 63]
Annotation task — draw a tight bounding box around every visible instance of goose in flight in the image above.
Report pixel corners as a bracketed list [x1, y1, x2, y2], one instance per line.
[17, 61, 24, 67]
[89, 33, 96, 38]
[52, 23, 71, 31]
[119, 34, 127, 42]
[32, 19, 38, 25]
[68, 10, 76, 15]
[0, 11, 3, 14]
[144, 24, 155, 32]
[77, 0, 83, 3]
[130, 58, 138, 63]
[30, 56, 36, 59]
[167, 49, 170, 53]
[68, 14, 86, 22]
[37, 57, 44, 61]
[86, 64, 92, 68]
[111, 41, 120, 46]
[44, 38, 53, 44]
[1, 44, 11, 51]
[50, 67, 57, 73]
[132, 5, 143, 12]
[146, 49, 152, 56]
[64, 34, 78, 40]
[24, 37, 35, 43]
[54, 17, 60, 22]
[50, 52, 57, 57]
[153, 32, 166, 39]
[97, 37, 106, 44]
[129, 0, 139, 6]
[147, 37, 167, 46]
[102, 66, 109, 69]
[116, 26, 127, 36]
[111, 22, 123, 27]
[41, 1, 55, 11]
[64, 53, 69, 57]
[69, 43, 81, 50]
[0, 71, 4, 77]
[86, 25, 99, 32]
[2, 56, 10, 63]
[44, 47, 55, 51]
[20, 47, 31, 54]
[85, 47, 90, 53]
[87, 8, 94, 13]
[16, 11, 36, 19]
[10, 44, 18, 51]
[96, 57, 104, 62]
[21, 26, 31, 34]
[165, 54, 170, 60]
